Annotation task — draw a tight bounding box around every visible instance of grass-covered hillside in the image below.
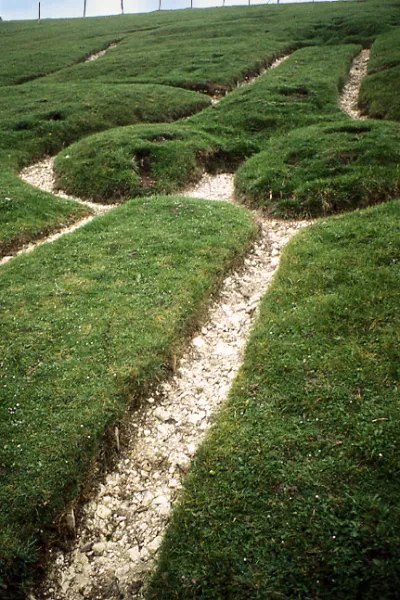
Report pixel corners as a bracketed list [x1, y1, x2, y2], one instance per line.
[359, 27, 400, 121]
[1, 0, 400, 252]
[1, 0, 400, 596]
[149, 199, 400, 600]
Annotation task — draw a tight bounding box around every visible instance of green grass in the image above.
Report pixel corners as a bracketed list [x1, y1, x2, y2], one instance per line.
[0, 82, 210, 158]
[21, 1, 400, 90]
[234, 120, 400, 217]
[1, 0, 399, 248]
[0, 196, 256, 593]
[148, 199, 400, 600]
[53, 44, 360, 200]
[53, 124, 221, 202]
[2, 0, 400, 594]
[0, 82, 210, 252]
[359, 28, 400, 122]
[0, 173, 90, 258]
[187, 44, 359, 157]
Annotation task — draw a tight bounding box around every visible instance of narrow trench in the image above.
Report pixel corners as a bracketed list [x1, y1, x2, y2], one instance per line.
[339, 49, 370, 120]
[24, 50, 368, 600]
[0, 160, 116, 267]
[4, 52, 292, 267]
[85, 43, 118, 63]
[36, 215, 309, 600]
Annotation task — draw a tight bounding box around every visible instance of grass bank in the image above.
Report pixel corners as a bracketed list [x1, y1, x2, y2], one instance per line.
[0, 196, 256, 592]
[53, 124, 221, 202]
[2, 0, 399, 248]
[359, 28, 400, 122]
[0, 172, 90, 258]
[188, 44, 359, 157]
[148, 200, 400, 600]
[53, 44, 360, 201]
[0, 82, 210, 254]
[234, 120, 400, 217]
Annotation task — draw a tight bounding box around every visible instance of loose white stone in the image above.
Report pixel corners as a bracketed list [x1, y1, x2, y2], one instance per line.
[148, 536, 163, 554]
[128, 546, 141, 562]
[154, 407, 170, 422]
[192, 336, 206, 350]
[96, 506, 112, 520]
[215, 341, 236, 357]
[92, 542, 106, 555]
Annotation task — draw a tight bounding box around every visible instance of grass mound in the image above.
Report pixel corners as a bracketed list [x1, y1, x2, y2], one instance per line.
[53, 44, 361, 204]
[0, 82, 209, 252]
[54, 124, 221, 202]
[235, 120, 400, 218]
[359, 29, 400, 122]
[0, 196, 256, 592]
[0, 173, 90, 259]
[148, 199, 400, 600]
[0, 82, 210, 158]
[188, 45, 360, 157]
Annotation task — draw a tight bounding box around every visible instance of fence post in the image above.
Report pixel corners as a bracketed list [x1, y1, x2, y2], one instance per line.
[83, 0, 87, 17]
[38, 1, 41, 23]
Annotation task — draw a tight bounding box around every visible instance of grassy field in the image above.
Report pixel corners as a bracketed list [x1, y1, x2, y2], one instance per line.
[1, 0, 400, 595]
[0, 197, 256, 592]
[149, 199, 400, 600]
[1, 0, 400, 249]
[53, 44, 360, 201]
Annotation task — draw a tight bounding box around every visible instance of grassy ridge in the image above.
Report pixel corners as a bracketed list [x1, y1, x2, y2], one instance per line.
[359, 29, 400, 122]
[0, 83, 210, 254]
[0, 82, 210, 157]
[54, 124, 222, 202]
[188, 44, 359, 155]
[0, 173, 90, 258]
[1, 0, 399, 247]
[148, 200, 400, 600]
[0, 196, 256, 591]
[53, 44, 360, 201]
[234, 120, 400, 217]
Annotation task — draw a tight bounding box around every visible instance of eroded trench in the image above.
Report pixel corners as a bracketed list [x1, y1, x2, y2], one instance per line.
[15, 50, 369, 599]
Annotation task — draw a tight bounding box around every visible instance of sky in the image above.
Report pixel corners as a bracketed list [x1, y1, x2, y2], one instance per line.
[0, 0, 339, 21]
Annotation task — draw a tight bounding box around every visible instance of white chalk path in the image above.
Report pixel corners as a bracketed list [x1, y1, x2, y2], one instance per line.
[22, 49, 369, 599]
[0, 160, 117, 267]
[3, 52, 292, 267]
[36, 173, 310, 600]
[339, 49, 370, 120]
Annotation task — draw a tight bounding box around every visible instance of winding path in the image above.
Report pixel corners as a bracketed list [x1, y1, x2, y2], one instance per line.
[37, 179, 309, 600]
[24, 49, 369, 600]
[0, 160, 116, 267]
